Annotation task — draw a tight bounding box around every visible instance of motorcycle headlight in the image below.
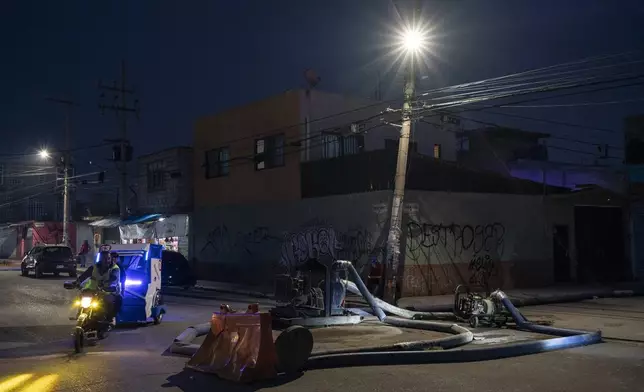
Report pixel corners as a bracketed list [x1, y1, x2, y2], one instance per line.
[80, 297, 93, 308]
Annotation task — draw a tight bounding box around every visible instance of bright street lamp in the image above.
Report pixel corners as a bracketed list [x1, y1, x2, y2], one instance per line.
[38, 149, 50, 159]
[402, 28, 425, 53]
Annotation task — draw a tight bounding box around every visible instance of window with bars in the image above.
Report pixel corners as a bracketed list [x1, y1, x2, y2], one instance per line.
[321, 133, 363, 159]
[205, 147, 230, 178]
[457, 136, 470, 152]
[255, 134, 285, 170]
[28, 197, 43, 221]
[147, 161, 165, 192]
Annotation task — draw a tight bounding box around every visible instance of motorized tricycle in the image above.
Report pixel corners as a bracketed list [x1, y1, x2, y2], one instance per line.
[64, 243, 167, 353]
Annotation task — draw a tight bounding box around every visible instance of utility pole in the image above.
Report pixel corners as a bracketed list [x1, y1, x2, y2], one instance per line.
[383, 0, 420, 303]
[99, 60, 139, 220]
[383, 60, 416, 303]
[46, 97, 77, 247]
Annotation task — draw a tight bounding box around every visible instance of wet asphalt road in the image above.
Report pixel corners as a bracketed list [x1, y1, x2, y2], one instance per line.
[1, 270, 643, 392]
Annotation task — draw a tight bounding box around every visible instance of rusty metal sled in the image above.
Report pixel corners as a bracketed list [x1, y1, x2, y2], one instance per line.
[185, 304, 279, 383]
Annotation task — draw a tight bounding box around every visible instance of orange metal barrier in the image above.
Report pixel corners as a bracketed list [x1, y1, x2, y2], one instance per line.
[186, 304, 278, 383]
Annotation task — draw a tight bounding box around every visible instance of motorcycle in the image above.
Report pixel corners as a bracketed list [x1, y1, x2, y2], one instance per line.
[63, 281, 118, 353]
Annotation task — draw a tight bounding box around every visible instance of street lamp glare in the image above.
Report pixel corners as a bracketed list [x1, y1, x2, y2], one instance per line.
[402, 29, 424, 52]
[39, 150, 50, 159]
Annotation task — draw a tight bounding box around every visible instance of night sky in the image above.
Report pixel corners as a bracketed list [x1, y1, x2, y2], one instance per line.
[2, 0, 643, 182]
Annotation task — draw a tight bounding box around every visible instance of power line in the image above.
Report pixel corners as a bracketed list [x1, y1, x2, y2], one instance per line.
[435, 112, 624, 151]
[417, 73, 644, 117]
[222, 123, 389, 171]
[498, 97, 644, 108]
[204, 112, 387, 169]
[480, 109, 623, 135]
[215, 72, 642, 172]
[99, 60, 140, 220]
[0, 171, 105, 209]
[0, 142, 116, 158]
[199, 51, 644, 151]
[419, 119, 621, 163]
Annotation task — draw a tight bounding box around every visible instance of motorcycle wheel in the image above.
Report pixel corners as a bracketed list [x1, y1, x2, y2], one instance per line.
[153, 312, 163, 325]
[74, 328, 84, 353]
[97, 328, 109, 340]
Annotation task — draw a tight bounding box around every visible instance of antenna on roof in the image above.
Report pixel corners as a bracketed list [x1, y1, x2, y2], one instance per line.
[304, 69, 321, 90]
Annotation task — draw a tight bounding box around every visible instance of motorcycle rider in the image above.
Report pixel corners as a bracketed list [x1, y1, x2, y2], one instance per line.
[75, 250, 122, 326]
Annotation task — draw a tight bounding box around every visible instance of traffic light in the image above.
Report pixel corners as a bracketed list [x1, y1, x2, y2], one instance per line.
[112, 144, 133, 162]
[112, 145, 121, 162]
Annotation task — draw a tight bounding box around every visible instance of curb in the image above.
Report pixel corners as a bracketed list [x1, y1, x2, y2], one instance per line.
[162, 286, 273, 300]
[400, 288, 643, 312]
[0, 268, 21, 272]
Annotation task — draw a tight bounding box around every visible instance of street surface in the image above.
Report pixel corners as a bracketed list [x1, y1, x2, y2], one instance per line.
[0, 270, 643, 391]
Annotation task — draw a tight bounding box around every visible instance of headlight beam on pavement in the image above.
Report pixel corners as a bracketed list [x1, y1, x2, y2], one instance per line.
[0, 374, 33, 392]
[18, 374, 59, 392]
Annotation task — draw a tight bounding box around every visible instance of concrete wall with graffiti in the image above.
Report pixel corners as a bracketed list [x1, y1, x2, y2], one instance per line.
[192, 190, 556, 295]
[192, 191, 390, 286]
[402, 192, 551, 296]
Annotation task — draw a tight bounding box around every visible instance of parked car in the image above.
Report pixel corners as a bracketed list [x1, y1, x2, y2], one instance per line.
[21, 245, 77, 278]
[161, 250, 196, 288]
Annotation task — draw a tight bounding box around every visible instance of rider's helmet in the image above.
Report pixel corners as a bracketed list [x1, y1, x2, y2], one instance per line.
[109, 251, 119, 264]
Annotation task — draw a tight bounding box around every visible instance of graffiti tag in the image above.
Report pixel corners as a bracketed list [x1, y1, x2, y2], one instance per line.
[467, 254, 497, 288]
[280, 224, 384, 270]
[406, 222, 505, 257]
[200, 225, 278, 257]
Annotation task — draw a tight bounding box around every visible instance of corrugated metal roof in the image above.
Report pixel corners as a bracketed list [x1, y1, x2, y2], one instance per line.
[89, 217, 122, 228]
[89, 214, 164, 228]
[121, 214, 162, 225]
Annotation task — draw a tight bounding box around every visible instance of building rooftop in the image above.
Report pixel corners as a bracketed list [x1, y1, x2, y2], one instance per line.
[458, 127, 550, 140]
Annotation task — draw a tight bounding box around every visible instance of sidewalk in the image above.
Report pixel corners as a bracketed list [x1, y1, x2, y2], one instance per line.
[162, 280, 275, 299]
[0, 259, 89, 273]
[0, 259, 21, 271]
[397, 283, 644, 312]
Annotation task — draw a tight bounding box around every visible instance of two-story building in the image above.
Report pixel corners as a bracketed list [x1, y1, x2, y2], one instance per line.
[135, 146, 193, 215]
[194, 89, 458, 208]
[190, 89, 628, 295]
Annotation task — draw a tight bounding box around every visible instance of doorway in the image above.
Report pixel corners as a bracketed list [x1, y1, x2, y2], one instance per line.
[553, 225, 571, 282]
[574, 206, 628, 283]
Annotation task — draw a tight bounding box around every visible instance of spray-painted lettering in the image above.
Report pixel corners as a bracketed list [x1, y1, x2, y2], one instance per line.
[280, 224, 384, 270]
[200, 225, 279, 257]
[468, 254, 497, 288]
[406, 222, 505, 257]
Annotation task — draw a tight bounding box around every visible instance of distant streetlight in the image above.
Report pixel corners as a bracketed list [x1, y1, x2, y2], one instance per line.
[39, 149, 50, 159]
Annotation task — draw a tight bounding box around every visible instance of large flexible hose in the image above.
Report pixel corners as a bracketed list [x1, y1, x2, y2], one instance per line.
[325, 260, 474, 352]
[169, 322, 210, 355]
[304, 265, 602, 369]
[169, 261, 602, 369]
[168, 261, 473, 357]
[343, 280, 455, 320]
